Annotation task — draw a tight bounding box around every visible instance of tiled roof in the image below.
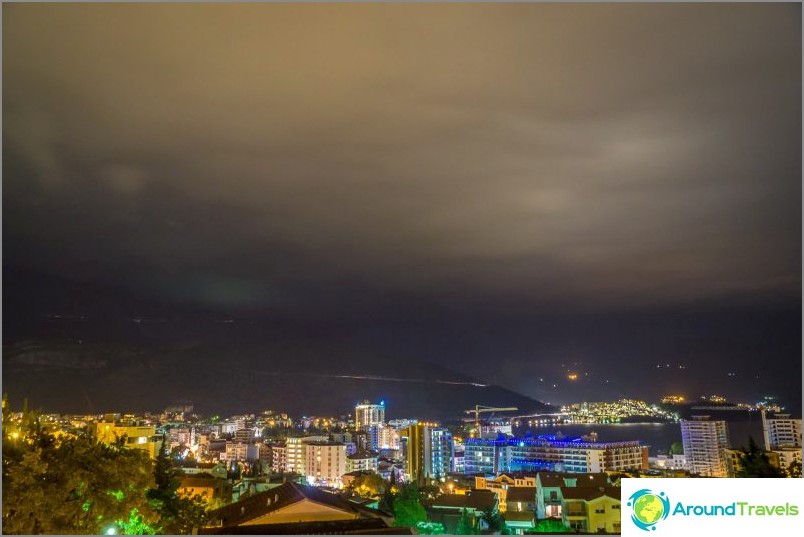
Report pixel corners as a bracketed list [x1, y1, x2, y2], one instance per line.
[199, 518, 414, 535]
[178, 474, 225, 488]
[537, 472, 610, 488]
[427, 489, 497, 511]
[206, 481, 388, 527]
[561, 486, 621, 501]
[505, 487, 536, 502]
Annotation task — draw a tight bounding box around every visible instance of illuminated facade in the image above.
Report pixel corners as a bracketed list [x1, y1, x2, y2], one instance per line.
[95, 417, 162, 459]
[464, 436, 647, 475]
[286, 436, 328, 475]
[762, 411, 802, 450]
[562, 487, 621, 534]
[681, 416, 729, 477]
[304, 441, 346, 486]
[405, 423, 454, 481]
[355, 401, 385, 451]
[355, 401, 385, 431]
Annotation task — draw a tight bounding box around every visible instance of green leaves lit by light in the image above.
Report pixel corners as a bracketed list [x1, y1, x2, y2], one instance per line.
[109, 490, 125, 501]
[115, 509, 156, 535]
[416, 521, 446, 535]
[82, 501, 91, 512]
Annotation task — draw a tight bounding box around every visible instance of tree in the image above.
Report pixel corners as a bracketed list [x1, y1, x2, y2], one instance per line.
[2, 420, 158, 535]
[787, 461, 802, 478]
[392, 484, 428, 527]
[480, 505, 508, 535]
[416, 521, 447, 535]
[735, 437, 784, 478]
[147, 438, 209, 534]
[669, 442, 684, 455]
[350, 473, 387, 498]
[456, 508, 476, 535]
[531, 519, 572, 533]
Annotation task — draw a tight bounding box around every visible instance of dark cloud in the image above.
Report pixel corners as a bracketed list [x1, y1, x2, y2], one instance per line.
[3, 3, 801, 407]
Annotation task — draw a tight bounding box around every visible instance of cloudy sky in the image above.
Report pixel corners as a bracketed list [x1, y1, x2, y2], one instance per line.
[3, 3, 801, 407]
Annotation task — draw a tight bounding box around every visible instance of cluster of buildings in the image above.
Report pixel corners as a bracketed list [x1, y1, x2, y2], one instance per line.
[677, 412, 802, 477]
[7, 394, 802, 535]
[561, 399, 677, 423]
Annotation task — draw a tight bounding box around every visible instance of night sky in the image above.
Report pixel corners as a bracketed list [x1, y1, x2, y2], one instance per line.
[3, 4, 801, 412]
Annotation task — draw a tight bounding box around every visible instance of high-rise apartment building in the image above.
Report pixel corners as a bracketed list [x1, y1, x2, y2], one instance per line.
[355, 400, 385, 431]
[681, 416, 729, 477]
[762, 412, 802, 450]
[405, 423, 454, 481]
[285, 436, 328, 475]
[463, 436, 647, 475]
[355, 400, 385, 451]
[304, 441, 347, 486]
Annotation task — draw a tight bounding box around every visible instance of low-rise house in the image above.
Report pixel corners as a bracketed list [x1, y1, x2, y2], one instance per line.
[504, 487, 536, 533]
[562, 486, 621, 534]
[205, 481, 392, 528]
[424, 489, 498, 534]
[177, 473, 233, 505]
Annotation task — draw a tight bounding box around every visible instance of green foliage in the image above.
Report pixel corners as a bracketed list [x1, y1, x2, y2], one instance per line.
[787, 461, 802, 478]
[147, 438, 209, 534]
[735, 437, 785, 478]
[116, 508, 157, 535]
[392, 484, 428, 527]
[669, 442, 684, 455]
[456, 508, 476, 535]
[349, 472, 387, 498]
[2, 419, 158, 535]
[530, 519, 573, 533]
[419, 479, 442, 501]
[416, 521, 447, 535]
[480, 505, 508, 534]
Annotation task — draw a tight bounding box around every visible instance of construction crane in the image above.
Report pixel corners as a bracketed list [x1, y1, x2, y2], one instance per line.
[464, 405, 518, 427]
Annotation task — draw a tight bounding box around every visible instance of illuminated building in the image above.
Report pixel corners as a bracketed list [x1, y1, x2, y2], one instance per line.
[221, 419, 246, 435]
[346, 451, 379, 474]
[475, 475, 536, 513]
[464, 436, 647, 475]
[464, 438, 510, 475]
[304, 441, 346, 486]
[177, 473, 232, 504]
[562, 486, 621, 534]
[270, 444, 287, 473]
[355, 401, 385, 451]
[94, 415, 162, 459]
[405, 423, 454, 481]
[379, 425, 400, 450]
[681, 416, 729, 477]
[286, 436, 328, 475]
[168, 427, 196, 447]
[224, 442, 259, 463]
[355, 401, 385, 431]
[453, 442, 465, 474]
[648, 454, 688, 471]
[762, 411, 802, 450]
[772, 446, 803, 473]
[535, 473, 611, 522]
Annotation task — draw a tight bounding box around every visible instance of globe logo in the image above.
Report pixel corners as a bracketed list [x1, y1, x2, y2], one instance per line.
[627, 489, 670, 531]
